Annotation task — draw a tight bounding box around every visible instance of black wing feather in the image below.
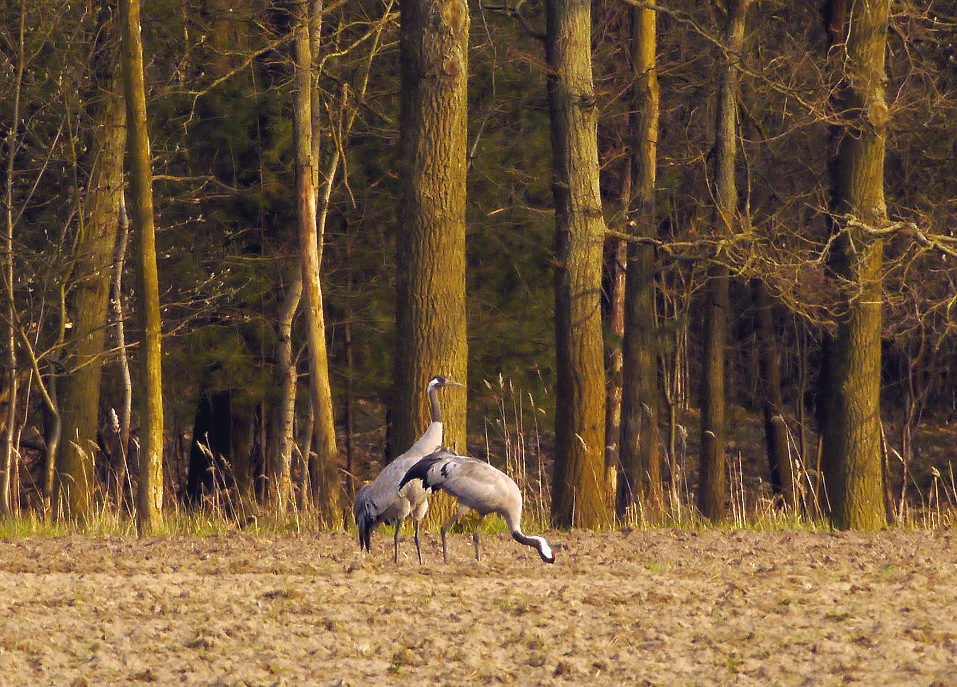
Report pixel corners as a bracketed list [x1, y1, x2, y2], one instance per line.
[398, 450, 447, 492]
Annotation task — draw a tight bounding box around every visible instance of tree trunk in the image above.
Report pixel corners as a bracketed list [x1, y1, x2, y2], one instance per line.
[110, 192, 133, 512]
[293, 1, 340, 526]
[56, 15, 126, 521]
[617, 1, 663, 522]
[603, 237, 626, 509]
[392, 0, 469, 457]
[1, 0, 25, 518]
[752, 279, 796, 511]
[184, 389, 233, 505]
[697, 0, 750, 522]
[545, 0, 609, 529]
[819, 0, 889, 531]
[266, 276, 301, 515]
[121, 0, 164, 533]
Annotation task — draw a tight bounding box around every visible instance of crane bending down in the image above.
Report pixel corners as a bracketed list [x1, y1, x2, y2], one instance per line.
[353, 375, 462, 563]
[398, 448, 556, 564]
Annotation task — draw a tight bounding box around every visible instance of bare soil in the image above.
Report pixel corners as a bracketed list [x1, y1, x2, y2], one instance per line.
[0, 528, 955, 686]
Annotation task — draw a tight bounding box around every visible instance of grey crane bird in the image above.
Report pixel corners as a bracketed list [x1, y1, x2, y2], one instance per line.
[398, 448, 556, 564]
[353, 375, 463, 563]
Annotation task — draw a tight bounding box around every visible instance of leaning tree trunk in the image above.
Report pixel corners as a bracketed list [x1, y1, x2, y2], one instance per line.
[392, 0, 469, 457]
[121, 0, 164, 533]
[617, 1, 663, 522]
[545, 0, 609, 529]
[292, 1, 340, 526]
[819, 0, 889, 531]
[697, 0, 750, 522]
[56, 15, 126, 522]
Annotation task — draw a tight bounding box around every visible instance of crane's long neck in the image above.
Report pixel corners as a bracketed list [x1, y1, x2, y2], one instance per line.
[511, 529, 555, 563]
[429, 385, 442, 423]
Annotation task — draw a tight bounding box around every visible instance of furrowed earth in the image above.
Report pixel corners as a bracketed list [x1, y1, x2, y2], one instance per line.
[0, 529, 954, 685]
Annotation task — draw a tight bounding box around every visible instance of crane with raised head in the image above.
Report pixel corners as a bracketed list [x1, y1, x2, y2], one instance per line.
[353, 375, 463, 563]
[398, 447, 556, 564]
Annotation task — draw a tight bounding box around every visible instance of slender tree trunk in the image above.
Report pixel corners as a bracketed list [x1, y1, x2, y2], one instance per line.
[57, 15, 126, 521]
[603, 236, 626, 509]
[267, 276, 301, 515]
[0, 0, 26, 518]
[545, 0, 609, 529]
[121, 0, 164, 533]
[293, 1, 340, 526]
[819, 0, 889, 531]
[392, 0, 470, 457]
[617, 1, 663, 522]
[111, 192, 133, 511]
[752, 279, 796, 510]
[697, 0, 750, 522]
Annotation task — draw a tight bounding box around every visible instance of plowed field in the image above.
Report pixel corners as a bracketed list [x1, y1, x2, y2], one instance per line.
[0, 529, 954, 685]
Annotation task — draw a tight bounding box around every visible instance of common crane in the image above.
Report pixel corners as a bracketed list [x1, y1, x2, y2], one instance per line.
[353, 375, 462, 563]
[398, 448, 556, 564]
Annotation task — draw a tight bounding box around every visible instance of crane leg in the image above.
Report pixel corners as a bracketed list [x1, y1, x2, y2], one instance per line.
[414, 520, 423, 565]
[393, 520, 401, 564]
[472, 514, 485, 561]
[440, 505, 469, 563]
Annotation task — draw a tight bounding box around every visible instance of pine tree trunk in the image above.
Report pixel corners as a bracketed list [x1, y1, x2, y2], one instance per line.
[392, 0, 469, 457]
[618, 2, 663, 521]
[819, 0, 889, 531]
[121, 0, 164, 533]
[697, 0, 750, 522]
[546, 0, 609, 529]
[293, 2, 340, 526]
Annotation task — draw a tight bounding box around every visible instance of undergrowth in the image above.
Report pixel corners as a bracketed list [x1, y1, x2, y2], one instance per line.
[1, 377, 954, 538]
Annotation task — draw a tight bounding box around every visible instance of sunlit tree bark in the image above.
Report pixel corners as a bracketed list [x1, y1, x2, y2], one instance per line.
[546, 0, 609, 528]
[819, 0, 889, 530]
[392, 0, 469, 456]
[56, 8, 126, 521]
[617, 1, 663, 522]
[121, 0, 164, 533]
[293, 0, 341, 526]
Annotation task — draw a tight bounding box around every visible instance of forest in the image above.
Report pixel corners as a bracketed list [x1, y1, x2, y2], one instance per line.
[0, 0, 955, 533]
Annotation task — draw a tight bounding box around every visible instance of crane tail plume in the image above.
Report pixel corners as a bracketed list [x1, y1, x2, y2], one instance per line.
[398, 451, 446, 492]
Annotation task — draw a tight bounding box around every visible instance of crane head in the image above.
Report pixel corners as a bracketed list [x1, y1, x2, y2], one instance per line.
[428, 375, 464, 392]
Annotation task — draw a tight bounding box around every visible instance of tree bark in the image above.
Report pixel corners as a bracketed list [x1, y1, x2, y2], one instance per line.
[545, 0, 609, 528]
[752, 279, 796, 510]
[697, 0, 750, 522]
[267, 275, 301, 514]
[293, 1, 341, 526]
[617, 1, 663, 522]
[1, 0, 26, 518]
[121, 0, 164, 533]
[392, 0, 470, 457]
[819, 0, 889, 531]
[110, 192, 133, 511]
[56, 11, 126, 521]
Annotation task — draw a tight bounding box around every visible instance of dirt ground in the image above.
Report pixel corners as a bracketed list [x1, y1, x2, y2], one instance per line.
[0, 528, 955, 686]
